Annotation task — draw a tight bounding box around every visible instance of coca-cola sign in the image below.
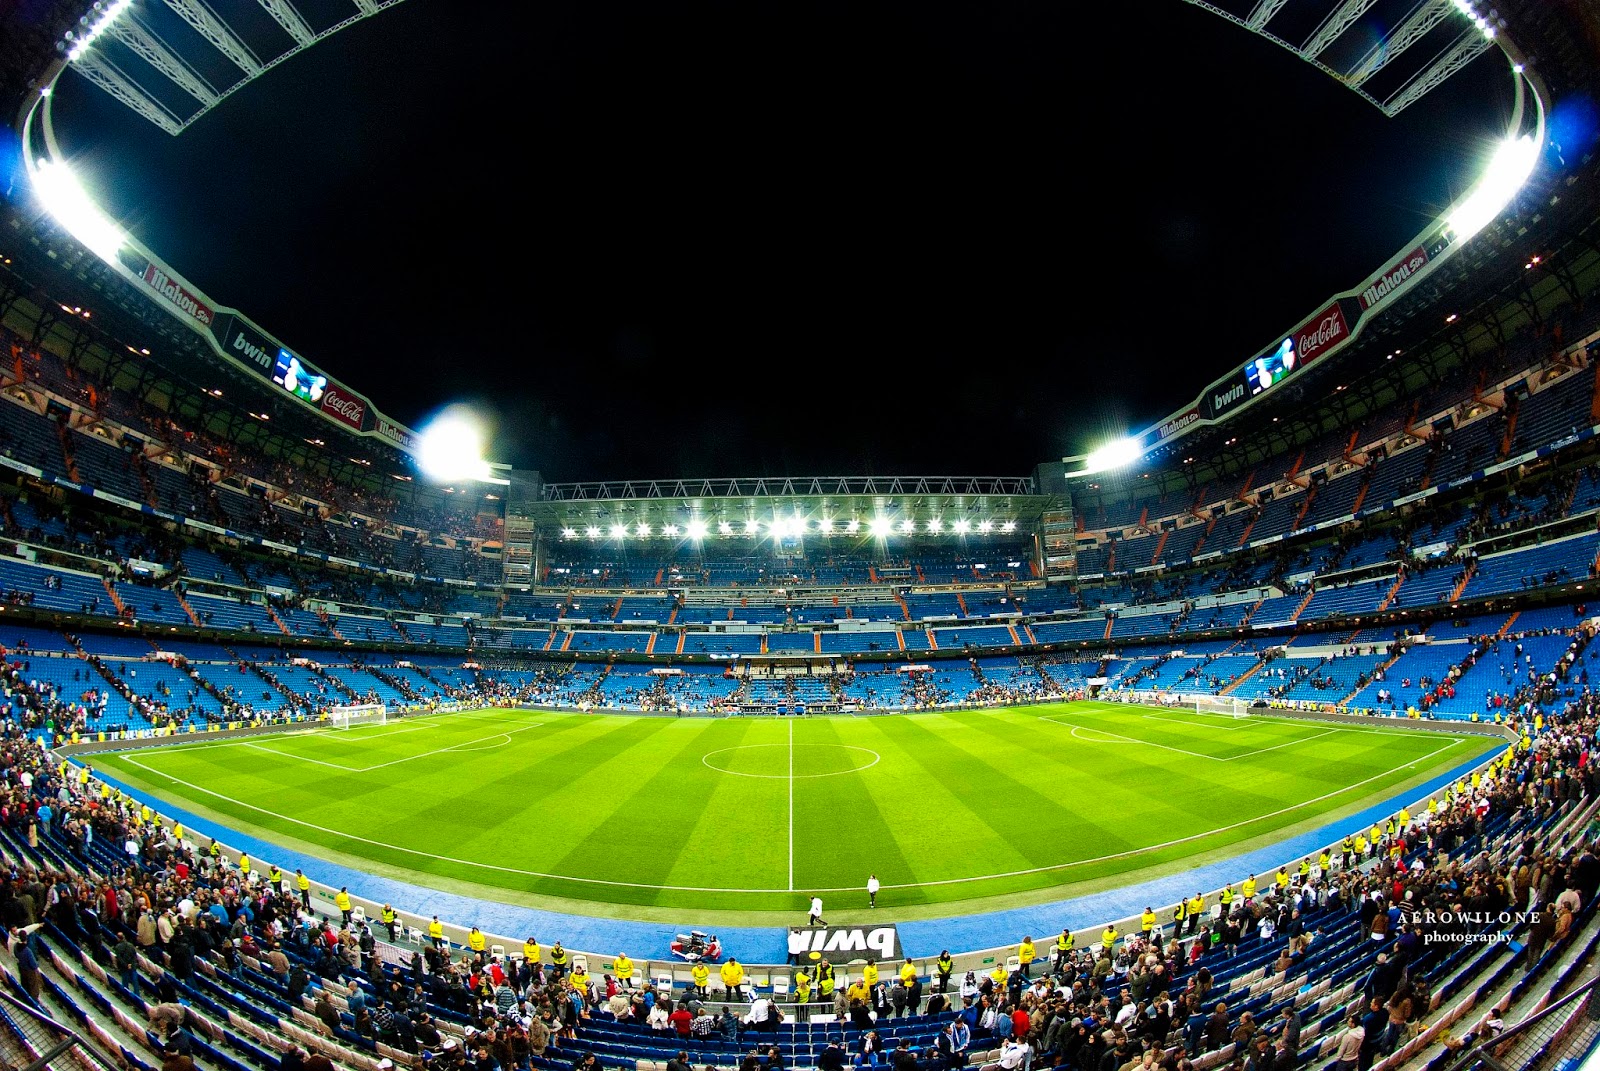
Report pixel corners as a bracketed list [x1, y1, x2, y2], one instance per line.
[320, 386, 368, 430]
[1360, 246, 1429, 310]
[1293, 303, 1349, 366]
[142, 264, 214, 326]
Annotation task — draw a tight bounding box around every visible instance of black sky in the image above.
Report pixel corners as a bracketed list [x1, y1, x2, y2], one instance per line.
[48, 0, 1518, 483]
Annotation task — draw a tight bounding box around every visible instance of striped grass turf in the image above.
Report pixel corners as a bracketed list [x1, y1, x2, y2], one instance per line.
[92, 701, 1497, 914]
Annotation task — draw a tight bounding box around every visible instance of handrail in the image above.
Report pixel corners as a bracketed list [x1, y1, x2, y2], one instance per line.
[0, 987, 119, 1071]
[1435, 976, 1599, 1071]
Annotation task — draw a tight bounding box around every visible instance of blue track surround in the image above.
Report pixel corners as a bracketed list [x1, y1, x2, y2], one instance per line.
[85, 744, 1502, 964]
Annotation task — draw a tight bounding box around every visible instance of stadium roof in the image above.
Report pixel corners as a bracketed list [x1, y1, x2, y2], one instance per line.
[5, 1, 1551, 485]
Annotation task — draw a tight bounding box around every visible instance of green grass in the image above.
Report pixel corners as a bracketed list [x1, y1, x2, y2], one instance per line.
[93, 702, 1496, 916]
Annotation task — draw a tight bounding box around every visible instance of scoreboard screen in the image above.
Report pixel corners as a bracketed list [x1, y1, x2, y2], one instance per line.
[1247, 337, 1297, 396]
[271, 349, 327, 403]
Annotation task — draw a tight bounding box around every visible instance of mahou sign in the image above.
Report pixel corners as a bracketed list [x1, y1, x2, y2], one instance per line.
[142, 265, 214, 327]
[1360, 247, 1429, 311]
[320, 385, 369, 431]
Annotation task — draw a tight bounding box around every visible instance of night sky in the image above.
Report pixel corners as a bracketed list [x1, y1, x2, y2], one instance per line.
[47, 0, 1519, 483]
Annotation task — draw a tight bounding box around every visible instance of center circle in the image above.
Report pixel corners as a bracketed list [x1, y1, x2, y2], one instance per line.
[702, 743, 881, 779]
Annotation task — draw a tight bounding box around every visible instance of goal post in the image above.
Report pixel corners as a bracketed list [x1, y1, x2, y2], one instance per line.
[1193, 694, 1249, 719]
[327, 703, 387, 729]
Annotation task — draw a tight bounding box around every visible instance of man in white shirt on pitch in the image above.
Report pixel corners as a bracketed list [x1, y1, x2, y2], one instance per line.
[809, 896, 825, 926]
[867, 874, 880, 909]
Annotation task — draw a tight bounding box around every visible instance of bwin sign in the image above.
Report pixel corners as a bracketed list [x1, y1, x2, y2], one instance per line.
[794, 925, 901, 962]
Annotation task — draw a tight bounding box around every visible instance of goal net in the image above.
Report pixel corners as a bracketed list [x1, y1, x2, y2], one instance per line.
[327, 703, 387, 729]
[1193, 695, 1250, 719]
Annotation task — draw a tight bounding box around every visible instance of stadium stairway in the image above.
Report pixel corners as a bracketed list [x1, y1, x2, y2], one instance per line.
[1220, 657, 1266, 694]
[0, 817, 422, 1071]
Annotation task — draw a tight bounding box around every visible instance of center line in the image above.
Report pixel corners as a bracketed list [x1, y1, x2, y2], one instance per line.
[787, 717, 795, 892]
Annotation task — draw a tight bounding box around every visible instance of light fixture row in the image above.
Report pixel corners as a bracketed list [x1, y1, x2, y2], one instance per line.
[558, 518, 1021, 540]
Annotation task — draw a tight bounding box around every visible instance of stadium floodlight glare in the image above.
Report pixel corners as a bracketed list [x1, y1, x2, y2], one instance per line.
[743, 518, 760, 535]
[1084, 436, 1144, 475]
[927, 518, 943, 533]
[1447, 135, 1538, 242]
[868, 517, 892, 538]
[1001, 520, 1017, 533]
[561, 527, 577, 539]
[585, 525, 601, 539]
[636, 522, 652, 538]
[686, 519, 708, 541]
[609, 523, 628, 539]
[977, 519, 994, 533]
[953, 518, 971, 534]
[662, 523, 679, 537]
[898, 518, 917, 534]
[717, 520, 734, 536]
[416, 409, 494, 483]
[30, 159, 125, 263]
[845, 518, 861, 534]
[63, 0, 134, 60]
[818, 517, 834, 534]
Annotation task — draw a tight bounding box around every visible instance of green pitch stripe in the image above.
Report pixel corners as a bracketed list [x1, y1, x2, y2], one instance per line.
[791, 717, 924, 905]
[554, 718, 781, 901]
[829, 714, 1038, 890]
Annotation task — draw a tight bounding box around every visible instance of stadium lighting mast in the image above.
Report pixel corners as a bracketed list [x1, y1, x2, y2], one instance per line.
[1445, 134, 1540, 241]
[1062, 436, 1145, 478]
[416, 407, 508, 485]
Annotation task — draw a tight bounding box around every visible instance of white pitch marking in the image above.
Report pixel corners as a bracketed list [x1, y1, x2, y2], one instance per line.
[788, 719, 794, 893]
[1057, 719, 1343, 762]
[700, 743, 881, 779]
[202, 721, 544, 773]
[116, 737, 1461, 894]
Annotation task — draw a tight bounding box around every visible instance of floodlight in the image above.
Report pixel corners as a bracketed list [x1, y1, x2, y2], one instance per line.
[30, 159, 125, 263]
[898, 518, 916, 534]
[561, 527, 577, 539]
[744, 518, 760, 535]
[953, 519, 971, 534]
[977, 520, 994, 533]
[635, 522, 651, 538]
[927, 518, 943, 533]
[64, 0, 133, 60]
[687, 519, 708, 540]
[662, 524, 679, 537]
[845, 518, 861, 534]
[1001, 520, 1017, 533]
[609, 523, 628, 539]
[1447, 135, 1538, 242]
[717, 520, 734, 536]
[869, 517, 892, 538]
[1084, 436, 1144, 475]
[818, 517, 834, 534]
[585, 526, 601, 539]
[416, 408, 494, 483]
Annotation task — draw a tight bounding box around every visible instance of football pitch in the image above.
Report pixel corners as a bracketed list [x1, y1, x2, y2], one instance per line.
[92, 701, 1499, 918]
